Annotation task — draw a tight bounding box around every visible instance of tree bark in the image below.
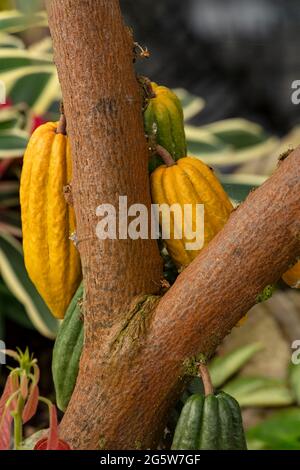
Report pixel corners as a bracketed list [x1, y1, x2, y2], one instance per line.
[46, 0, 300, 449]
[47, 1, 162, 328]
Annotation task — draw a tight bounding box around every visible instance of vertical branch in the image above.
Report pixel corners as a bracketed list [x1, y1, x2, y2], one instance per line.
[46, 0, 162, 449]
[47, 0, 162, 329]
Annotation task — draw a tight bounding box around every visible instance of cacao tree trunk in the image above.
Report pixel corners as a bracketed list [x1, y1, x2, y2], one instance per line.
[46, 0, 300, 449]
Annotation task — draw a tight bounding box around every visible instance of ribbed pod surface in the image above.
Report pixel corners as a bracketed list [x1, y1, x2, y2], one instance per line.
[150, 156, 233, 267]
[20, 122, 81, 318]
[172, 392, 247, 450]
[144, 82, 187, 170]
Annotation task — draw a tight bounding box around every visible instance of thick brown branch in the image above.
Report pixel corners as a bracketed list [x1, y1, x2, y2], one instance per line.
[47, 0, 162, 327]
[47, 0, 300, 451]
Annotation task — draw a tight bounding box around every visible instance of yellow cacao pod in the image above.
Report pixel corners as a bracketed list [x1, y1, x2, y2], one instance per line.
[282, 261, 300, 289]
[20, 122, 81, 319]
[150, 156, 233, 268]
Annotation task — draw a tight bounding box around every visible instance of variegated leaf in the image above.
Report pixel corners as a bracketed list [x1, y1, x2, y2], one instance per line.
[2, 67, 60, 115]
[0, 233, 58, 339]
[174, 87, 205, 121]
[0, 10, 47, 33]
[0, 128, 29, 158]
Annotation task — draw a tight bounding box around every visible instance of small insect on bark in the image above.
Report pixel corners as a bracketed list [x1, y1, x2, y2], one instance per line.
[133, 42, 150, 62]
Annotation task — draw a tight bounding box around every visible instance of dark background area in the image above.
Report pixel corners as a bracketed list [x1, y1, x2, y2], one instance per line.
[122, 0, 300, 134]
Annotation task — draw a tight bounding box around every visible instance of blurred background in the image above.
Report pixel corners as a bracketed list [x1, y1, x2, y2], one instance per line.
[126, 0, 300, 133]
[0, 0, 300, 449]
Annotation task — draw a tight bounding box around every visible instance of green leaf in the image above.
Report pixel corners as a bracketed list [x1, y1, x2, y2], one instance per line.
[203, 119, 268, 149]
[0, 128, 28, 158]
[220, 174, 267, 202]
[0, 48, 51, 72]
[186, 119, 279, 167]
[0, 233, 58, 339]
[246, 408, 300, 450]
[0, 32, 24, 48]
[9, 70, 59, 113]
[15, 0, 43, 14]
[0, 210, 21, 237]
[0, 38, 59, 114]
[173, 88, 205, 121]
[2, 66, 60, 114]
[0, 277, 34, 329]
[186, 130, 232, 164]
[0, 10, 47, 33]
[223, 376, 294, 407]
[0, 180, 19, 207]
[209, 343, 263, 388]
[227, 136, 279, 163]
[186, 126, 229, 156]
[289, 363, 300, 405]
[0, 107, 26, 130]
[187, 140, 228, 156]
[28, 36, 53, 55]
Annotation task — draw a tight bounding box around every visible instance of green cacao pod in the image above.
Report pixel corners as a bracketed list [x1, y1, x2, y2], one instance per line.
[144, 82, 187, 171]
[52, 283, 84, 412]
[172, 392, 247, 450]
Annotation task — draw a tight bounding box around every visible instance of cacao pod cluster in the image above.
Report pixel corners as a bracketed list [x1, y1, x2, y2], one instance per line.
[20, 80, 234, 323]
[146, 81, 233, 269]
[145, 80, 300, 284]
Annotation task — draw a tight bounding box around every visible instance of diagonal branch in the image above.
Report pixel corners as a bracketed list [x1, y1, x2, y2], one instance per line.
[59, 147, 300, 450]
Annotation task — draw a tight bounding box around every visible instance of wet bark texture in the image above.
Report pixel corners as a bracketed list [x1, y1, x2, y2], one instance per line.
[46, 0, 300, 449]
